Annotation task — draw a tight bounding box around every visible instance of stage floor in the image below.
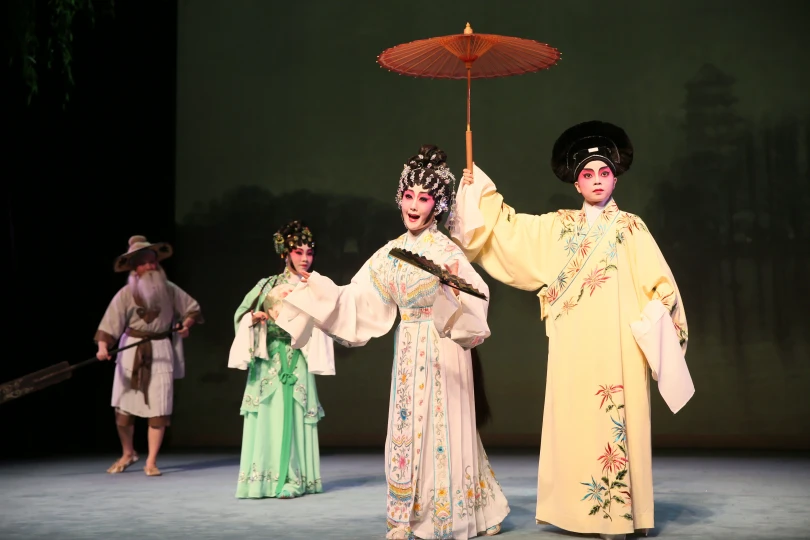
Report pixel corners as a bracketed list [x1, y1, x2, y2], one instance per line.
[0, 451, 807, 539]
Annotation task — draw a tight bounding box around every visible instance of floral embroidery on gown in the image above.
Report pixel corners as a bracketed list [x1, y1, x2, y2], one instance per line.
[233, 269, 330, 499]
[277, 223, 510, 539]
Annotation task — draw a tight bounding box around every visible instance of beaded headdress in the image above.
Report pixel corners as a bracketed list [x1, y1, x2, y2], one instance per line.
[395, 147, 457, 223]
[272, 220, 315, 259]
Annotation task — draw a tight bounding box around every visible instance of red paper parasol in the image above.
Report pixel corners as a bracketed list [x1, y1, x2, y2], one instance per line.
[378, 23, 561, 171]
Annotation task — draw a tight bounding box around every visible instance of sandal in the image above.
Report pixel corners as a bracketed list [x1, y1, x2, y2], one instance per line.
[106, 454, 139, 474]
[144, 465, 162, 476]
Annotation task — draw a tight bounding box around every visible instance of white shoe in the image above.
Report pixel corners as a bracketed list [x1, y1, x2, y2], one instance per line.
[599, 535, 626, 540]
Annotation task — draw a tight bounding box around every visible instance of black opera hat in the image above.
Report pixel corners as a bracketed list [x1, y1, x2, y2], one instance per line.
[551, 121, 633, 183]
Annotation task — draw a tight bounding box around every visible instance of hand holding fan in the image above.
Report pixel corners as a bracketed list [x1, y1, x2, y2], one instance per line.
[389, 248, 488, 300]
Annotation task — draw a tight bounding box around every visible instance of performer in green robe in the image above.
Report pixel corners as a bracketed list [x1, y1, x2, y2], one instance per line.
[229, 220, 335, 499]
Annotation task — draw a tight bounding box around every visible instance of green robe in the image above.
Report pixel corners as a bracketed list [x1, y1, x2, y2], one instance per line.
[234, 270, 325, 498]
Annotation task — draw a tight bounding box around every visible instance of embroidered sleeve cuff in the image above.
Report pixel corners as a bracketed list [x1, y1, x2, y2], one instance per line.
[630, 299, 694, 414]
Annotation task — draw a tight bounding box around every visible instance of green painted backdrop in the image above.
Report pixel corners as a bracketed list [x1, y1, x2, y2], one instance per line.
[170, 0, 810, 449]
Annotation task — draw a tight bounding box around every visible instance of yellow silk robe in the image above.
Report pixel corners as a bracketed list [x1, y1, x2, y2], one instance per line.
[450, 166, 690, 536]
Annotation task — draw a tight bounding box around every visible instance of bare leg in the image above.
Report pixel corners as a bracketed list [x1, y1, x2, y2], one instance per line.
[107, 415, 139, 473]
[117, 424, 136, 459]
[146, 426, 165, 469]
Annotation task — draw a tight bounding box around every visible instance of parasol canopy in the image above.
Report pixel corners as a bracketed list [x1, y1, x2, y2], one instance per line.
[378, 23, 561, 170]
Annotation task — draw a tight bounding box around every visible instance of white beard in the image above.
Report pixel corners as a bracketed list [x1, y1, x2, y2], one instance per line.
[129, 267, 172, 310]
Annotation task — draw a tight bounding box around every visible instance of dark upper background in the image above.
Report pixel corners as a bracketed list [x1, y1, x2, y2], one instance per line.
[2, 0, 808, 458]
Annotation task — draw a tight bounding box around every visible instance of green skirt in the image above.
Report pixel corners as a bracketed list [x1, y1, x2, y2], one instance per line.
[236, 339, 323, 498]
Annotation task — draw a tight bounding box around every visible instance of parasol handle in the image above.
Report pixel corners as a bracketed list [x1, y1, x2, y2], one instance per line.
[466, 130, 473, 172]
[466, 60, 473, 172]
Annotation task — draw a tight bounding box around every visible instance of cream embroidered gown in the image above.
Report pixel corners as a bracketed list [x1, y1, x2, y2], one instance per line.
[450, 165, 691, 537]
[276, 223, 510, 540]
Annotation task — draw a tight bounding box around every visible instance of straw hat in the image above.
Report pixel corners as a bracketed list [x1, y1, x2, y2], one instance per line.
[114, 235, 173, 272]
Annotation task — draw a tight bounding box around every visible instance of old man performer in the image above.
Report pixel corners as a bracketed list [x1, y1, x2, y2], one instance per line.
[95, 235, 203, 476]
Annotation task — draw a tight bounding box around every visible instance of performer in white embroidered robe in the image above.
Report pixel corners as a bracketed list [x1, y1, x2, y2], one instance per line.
[450, 122, 692, 539]
[277, 146, 510, 540]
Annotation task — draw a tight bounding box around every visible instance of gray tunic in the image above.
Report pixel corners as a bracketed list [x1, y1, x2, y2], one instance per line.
[95, 281, 203, 417]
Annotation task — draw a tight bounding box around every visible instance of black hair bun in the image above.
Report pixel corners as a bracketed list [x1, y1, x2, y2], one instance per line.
[407, 144, 447, 170]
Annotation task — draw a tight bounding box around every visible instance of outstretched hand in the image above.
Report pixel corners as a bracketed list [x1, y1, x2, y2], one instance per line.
[299, 270, 311, 282]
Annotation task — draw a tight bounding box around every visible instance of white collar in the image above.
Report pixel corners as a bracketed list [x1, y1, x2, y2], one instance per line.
[582, 198, 613, 227]
[405, 221, 437, 242]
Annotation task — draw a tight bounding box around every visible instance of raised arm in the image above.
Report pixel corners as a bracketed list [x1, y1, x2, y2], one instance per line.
[450, 164, 555, 292]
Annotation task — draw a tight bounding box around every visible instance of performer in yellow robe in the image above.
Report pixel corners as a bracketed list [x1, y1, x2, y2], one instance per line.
[449, 121, 694, 539]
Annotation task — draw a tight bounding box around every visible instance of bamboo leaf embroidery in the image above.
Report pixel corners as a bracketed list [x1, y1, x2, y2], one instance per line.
[580, 385, 632, 522]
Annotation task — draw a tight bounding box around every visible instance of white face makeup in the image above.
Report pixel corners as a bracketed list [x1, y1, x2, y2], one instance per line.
[287, 245, 314, 275]
[401, 184, 436, 234]
[574, 159, 616, 205]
